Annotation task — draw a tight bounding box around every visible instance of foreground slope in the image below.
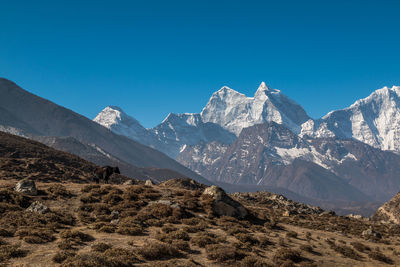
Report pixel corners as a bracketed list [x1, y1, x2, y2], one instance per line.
[1, 136, 399, 266]
[0, 78, 210, 185]
[1, 179, 400, 266]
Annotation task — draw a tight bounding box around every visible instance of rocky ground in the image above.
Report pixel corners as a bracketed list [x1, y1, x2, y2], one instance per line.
[1, 177, 400, 266]
[1, 131, 400, 266]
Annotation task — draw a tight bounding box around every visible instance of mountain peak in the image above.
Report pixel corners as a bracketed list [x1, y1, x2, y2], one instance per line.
[257, 81, 269, 91]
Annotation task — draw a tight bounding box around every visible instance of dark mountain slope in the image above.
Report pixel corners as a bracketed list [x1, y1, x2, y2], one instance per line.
[0, 78, 210, 185]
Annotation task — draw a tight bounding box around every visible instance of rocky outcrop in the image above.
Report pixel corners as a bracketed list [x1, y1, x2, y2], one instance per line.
[372, 192, 400, 224]
[232, 191, 324, 216]
[15, 179, 37, 195]
[202, 186, 248, 219]
[26, 201, 49, 214]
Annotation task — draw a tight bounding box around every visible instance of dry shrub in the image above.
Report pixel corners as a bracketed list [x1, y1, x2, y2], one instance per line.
[171, 240, 191, 252]
[226, 225, 249, 235]
[273, 248, 303, 264]
[235, 233, 257, 245]
[0, 188, 32, 208]
[257, 235, 273, 248]
[286, 231, 298, 239]
[136, 241, 181, 260]
[60, 250, 138, 267]
[300, 245, 314, 254]
[351, 241, 371, 252]
[329, 242, 362, 260]
[59, 229, 94, 249]
[98, 225, 116, 233]
[0, 243, 28, 262]
[190, 232, 217, 248]
[16, 228, 55, 244]
[91, 243, 112, 252]
[52, 250, 76, 264]
[0, 227, 14, 237]
[81, 184, 100, 193]
[205, 244, 245, 262]
[241, 255, 272, 267]
[162, 225, 178, 233]
[116, 217, 143, 236]
[368, 250, 393, 264]
[46, 184, 73, 199]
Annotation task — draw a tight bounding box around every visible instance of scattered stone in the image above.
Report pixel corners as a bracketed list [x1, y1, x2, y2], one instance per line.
[123, 179, 135, 185]
[111, 210, 119, 219]
[110, 219, 120, 225]
[203, 185, 248, 219]
[362, 228, 382, 240]
[15, 179, 37, 195]
[26, 201, 49, 214]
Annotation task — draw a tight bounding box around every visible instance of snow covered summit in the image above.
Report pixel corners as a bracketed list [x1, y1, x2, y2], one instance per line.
[200, 82, 310, 135]
[300, 86, 400, 152]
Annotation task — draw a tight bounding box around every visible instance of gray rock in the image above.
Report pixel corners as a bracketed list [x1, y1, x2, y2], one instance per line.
[123, 180, 135, 185]
[26, 201, 49, 214]
[362, 228, 382, 240]
[202, 185, 248, 219]
[111, 210, 119, 219]
[15, 179, 37, 196]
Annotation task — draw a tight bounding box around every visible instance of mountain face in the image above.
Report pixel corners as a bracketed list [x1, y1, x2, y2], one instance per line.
[0, 78, 210, 185]
[372, 192, 400, 224]
[93, 82, 309, 158]
[178, 122, 400, 203]
[301, 86, 400, 153]
[93, 107, 236, 159]
[200, 82, 311, 136]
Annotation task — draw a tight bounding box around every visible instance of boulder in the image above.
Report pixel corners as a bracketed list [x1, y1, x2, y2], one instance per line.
[15, 179, 37, 196]
[145, 179, 153, 186]
[362, 228, 382, 240]
[123, 179, 135, 185]
[202, 186, 248, 219]
[26, 201, 49, 214]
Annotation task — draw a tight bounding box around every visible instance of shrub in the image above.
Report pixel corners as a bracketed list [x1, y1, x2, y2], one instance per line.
[330, 243, 362, 260]
[16, 228, 55, 244]
[0, 228, 14, 237]
[52, 250, 76, 263]
[241, 255, 272, 267]
[136, 241, 181, 260]
[0, 243, 28, 262]
[273, 248, 303, 264]
[368, 250, 393, 264]
[351, 241, 371, 252]
[190, 232, 217, 248]
[60, 229, 94, 245]
[91, 243, 112, 252]
[286, 231, 298, 239]
[205, 244, 245, 262]
[46, 184, 73, 199]
[234, 233, 257, 245]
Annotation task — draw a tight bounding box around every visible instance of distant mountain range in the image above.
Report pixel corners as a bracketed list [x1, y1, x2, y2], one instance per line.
[2, 77, 400, 215]
[93, 82, 400, 214]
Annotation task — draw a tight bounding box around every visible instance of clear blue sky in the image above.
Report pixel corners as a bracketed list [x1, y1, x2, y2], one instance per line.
[1, 1, 399, 128]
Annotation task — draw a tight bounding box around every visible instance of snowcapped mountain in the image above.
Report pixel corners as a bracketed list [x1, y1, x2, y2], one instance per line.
[301, 86, 400, 153]
[93, 106, 162, 149]
[93, 107, 235, 158]
[93, 82, 310, 157]
[200, 82, 310, 135]
[151, 113, 236, 158]
[178, 122, 400, 202]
